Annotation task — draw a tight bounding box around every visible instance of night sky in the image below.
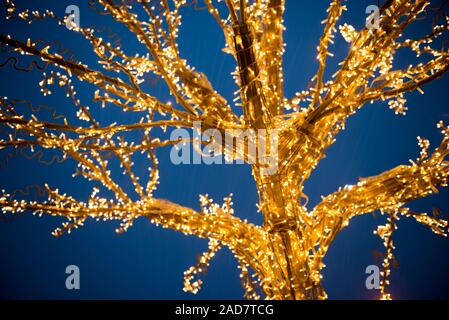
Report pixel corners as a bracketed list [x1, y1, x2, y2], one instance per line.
[1, 0, 449, 299]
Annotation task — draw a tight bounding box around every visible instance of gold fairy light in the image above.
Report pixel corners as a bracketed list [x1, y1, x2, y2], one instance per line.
[1, 0, 449, 300]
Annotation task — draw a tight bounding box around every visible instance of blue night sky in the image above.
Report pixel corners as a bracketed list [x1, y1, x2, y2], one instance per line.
[0, 0, 449, 299]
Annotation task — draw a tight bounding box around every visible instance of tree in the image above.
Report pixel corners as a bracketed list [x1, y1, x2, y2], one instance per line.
[1, 0, 449, 300]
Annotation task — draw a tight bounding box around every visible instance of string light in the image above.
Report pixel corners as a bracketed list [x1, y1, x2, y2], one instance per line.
[1, 0, 449, 300]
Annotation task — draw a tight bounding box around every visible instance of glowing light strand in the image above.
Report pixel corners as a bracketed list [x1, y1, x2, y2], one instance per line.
[1, 0, 449, 300]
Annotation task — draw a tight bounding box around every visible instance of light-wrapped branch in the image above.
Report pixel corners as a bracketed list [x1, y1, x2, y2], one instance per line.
[99, 0, 238, 125]
[0, 186, 267, 278]
[280, 0, 449, 191]
[313, 126, 449, 222]
[309, 122, 449, 276]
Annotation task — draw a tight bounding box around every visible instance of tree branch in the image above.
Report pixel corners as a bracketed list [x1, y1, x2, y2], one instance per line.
[0, 189, 267, 277]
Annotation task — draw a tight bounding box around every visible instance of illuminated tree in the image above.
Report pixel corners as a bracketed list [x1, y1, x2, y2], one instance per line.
[1, 0, 449, 300]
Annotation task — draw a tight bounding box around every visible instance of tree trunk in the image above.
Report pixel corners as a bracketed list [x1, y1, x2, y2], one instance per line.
[255, 171, 326, 300]
[234, 20, 326, 299]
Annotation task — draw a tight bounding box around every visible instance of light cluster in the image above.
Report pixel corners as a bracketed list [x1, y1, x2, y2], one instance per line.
[1, 0, 449, 300]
